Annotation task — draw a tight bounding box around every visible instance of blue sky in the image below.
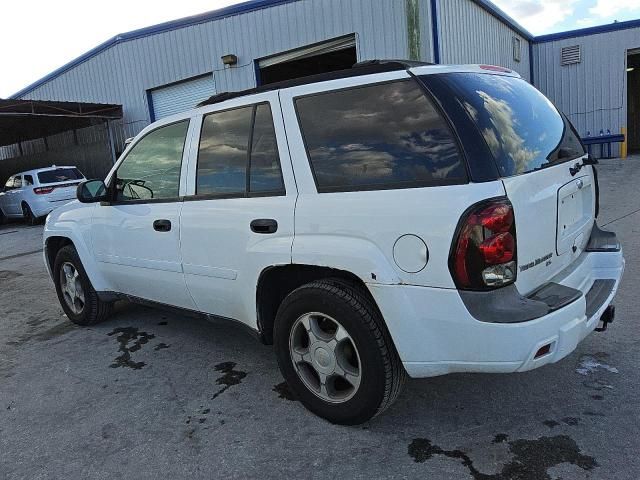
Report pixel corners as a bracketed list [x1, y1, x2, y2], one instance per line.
[493, 0, 640, 35]
[1, 0, 640, 97]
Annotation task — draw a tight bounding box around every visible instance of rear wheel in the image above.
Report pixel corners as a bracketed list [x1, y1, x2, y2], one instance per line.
[21, 202, 37, 226]
[274, 279, 406, 425]
[53, 245, 113, 325]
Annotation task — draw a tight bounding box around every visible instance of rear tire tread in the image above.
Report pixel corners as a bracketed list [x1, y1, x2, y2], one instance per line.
[277, 278, 406, 422]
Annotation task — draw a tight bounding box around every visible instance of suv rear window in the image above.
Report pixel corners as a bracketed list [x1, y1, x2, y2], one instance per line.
[426, 73, 585, 177]
[38, 167, 84, 184]
[295, 79, 466, 192]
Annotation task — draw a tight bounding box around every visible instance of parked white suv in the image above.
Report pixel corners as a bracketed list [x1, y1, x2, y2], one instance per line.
[0, 166, 85, 224]
[43, 62, 624, 424]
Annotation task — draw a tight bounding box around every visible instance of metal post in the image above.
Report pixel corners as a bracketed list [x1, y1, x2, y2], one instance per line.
[106, 120, 117, 165]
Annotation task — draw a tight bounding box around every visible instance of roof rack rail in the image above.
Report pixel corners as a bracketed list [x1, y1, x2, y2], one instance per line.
[197, 59, 433, 108]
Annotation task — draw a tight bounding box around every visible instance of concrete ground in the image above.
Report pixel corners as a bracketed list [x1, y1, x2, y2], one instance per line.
[1, 158, 639, 480]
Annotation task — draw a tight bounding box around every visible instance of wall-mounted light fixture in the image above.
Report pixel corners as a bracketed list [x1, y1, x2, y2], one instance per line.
[627, 67, 635, 72]
[221, 54, 238, 66]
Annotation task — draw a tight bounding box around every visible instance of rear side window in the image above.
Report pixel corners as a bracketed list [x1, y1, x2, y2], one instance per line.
[429, 73, 585, 176]
[23, 175, 34, 186]
[196, 103, 285, 197]
[37, 167, 83, 184]
[295, 79, 466, 192]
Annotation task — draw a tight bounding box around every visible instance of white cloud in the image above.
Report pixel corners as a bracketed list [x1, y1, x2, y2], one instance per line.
[590, 0, 640, 18]
[491, 0, 580, 34]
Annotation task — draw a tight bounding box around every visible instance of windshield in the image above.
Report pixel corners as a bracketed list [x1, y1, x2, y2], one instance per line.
[423, 73, 585, 176]
[37, 168, 84, 184]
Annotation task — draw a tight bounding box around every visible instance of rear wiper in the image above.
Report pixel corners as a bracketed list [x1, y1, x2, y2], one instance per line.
[570, 154, 598, 176]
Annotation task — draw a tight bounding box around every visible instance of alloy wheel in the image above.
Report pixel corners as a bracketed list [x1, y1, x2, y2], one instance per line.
[59, 262, 85, 314]
[289, 312, 362, 403]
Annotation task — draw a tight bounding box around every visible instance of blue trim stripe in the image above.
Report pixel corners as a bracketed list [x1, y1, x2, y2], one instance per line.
[10, 0, 300, 99]
[430, 0, 440, 64]
[535, 18, 640, 43]
[471, 0, 534, 40]
[528, 41, 534, 84]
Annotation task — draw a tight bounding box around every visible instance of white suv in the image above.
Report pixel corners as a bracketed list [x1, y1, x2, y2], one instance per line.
[43, 62, 624, 424]
[0, 166, 85, 224]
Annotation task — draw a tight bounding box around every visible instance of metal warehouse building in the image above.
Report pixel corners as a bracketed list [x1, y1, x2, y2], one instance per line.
[1, 0, 639, 180]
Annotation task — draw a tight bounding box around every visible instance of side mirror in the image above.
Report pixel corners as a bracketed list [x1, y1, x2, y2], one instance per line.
[77, 179, 108, 203]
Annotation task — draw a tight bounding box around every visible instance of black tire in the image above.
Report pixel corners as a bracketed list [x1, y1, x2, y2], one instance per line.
[274, 278, 406, 425]
[21, 202, 37, 226]
[53, 245, 113, 326]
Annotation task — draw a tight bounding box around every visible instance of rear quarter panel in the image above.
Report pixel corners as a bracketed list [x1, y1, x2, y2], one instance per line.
[279, 75, 506, 287]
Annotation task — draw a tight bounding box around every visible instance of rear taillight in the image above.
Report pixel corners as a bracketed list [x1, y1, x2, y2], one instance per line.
[34, 187, 54, 195]
[450, 198, 517, 290]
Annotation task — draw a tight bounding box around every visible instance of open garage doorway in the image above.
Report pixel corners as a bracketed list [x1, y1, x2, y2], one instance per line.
[627, 50, 640, 153]
[257, 35, 357, 85]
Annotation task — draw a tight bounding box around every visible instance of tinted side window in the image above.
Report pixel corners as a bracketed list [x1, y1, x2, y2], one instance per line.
[23, 175, 34, 186]
[197, 106, 253, 196]
[196, 103, 285, 197]
[295, 79, 465, 192]
[115, 121, 189, 201]
[250, 104, 284, 193]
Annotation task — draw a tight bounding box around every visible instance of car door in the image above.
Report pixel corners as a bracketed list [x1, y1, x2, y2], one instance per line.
[90, 118, 198, 309]
[180, 93, 297, 327]
[0, 177, 16, 215]
[12, 176, 25, 214]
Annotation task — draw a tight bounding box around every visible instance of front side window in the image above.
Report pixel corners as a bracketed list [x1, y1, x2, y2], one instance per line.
[428, 73, 585, 176]
[115, 121, 189, 201]
[295, 79, 466, 192]
[13, 177, 23, 189]
[196, 103, 284, 196]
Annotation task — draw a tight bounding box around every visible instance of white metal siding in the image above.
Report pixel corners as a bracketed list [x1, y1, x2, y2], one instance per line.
[151, 75, 215, 120]
[436, 0, 531, 80]
[532, 27, 640, 155]
[17, 0, 414, 136]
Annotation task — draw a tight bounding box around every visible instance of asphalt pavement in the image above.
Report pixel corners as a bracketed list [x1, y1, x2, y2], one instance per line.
[1, 157, 639, 479]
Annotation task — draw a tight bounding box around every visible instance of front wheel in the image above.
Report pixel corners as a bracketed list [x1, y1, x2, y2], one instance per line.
[53, 245, 113, 325]
[274, 279, 406, 425]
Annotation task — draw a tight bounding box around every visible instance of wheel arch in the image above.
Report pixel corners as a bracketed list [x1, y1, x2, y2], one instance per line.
[256, 264, 384, 345]
[44, 232, 110, 291]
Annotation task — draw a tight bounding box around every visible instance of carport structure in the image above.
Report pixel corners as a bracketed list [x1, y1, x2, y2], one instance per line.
[0, 99, 122, 183]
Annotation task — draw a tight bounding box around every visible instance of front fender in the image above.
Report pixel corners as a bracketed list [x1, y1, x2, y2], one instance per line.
[292, 234, 401, 285]
[44, 202, 112, 292]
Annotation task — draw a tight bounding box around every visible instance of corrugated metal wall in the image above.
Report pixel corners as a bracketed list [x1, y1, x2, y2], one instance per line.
[532, 28, 640, 153]
[436, 0, 531, 80]
[18, 0, 418, 138]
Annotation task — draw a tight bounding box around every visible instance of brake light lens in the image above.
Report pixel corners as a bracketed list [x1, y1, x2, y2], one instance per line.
[450, 199, 517, 290]
[34, 187, 54, 195]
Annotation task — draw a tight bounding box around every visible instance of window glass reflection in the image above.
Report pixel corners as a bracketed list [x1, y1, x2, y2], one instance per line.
[296, 79, 465, 191]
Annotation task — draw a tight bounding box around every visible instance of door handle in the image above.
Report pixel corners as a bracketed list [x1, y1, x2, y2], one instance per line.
[250, 219, 278, 234]
[153, 219, 172, 232]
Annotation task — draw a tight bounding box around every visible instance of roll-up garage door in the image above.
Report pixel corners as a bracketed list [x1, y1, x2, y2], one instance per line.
[150, 74, 215, 120]
[258, 35, 357, 85]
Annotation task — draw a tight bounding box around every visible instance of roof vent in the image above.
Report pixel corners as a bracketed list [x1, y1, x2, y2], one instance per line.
[561, 45, 581, 66]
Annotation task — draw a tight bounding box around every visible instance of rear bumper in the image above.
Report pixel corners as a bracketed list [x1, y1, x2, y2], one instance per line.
[368, 248, 624, 378]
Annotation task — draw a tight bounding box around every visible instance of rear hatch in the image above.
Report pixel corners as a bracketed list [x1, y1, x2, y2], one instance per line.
[422, 71, 595, 294]
[37, 167, 85, 202]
